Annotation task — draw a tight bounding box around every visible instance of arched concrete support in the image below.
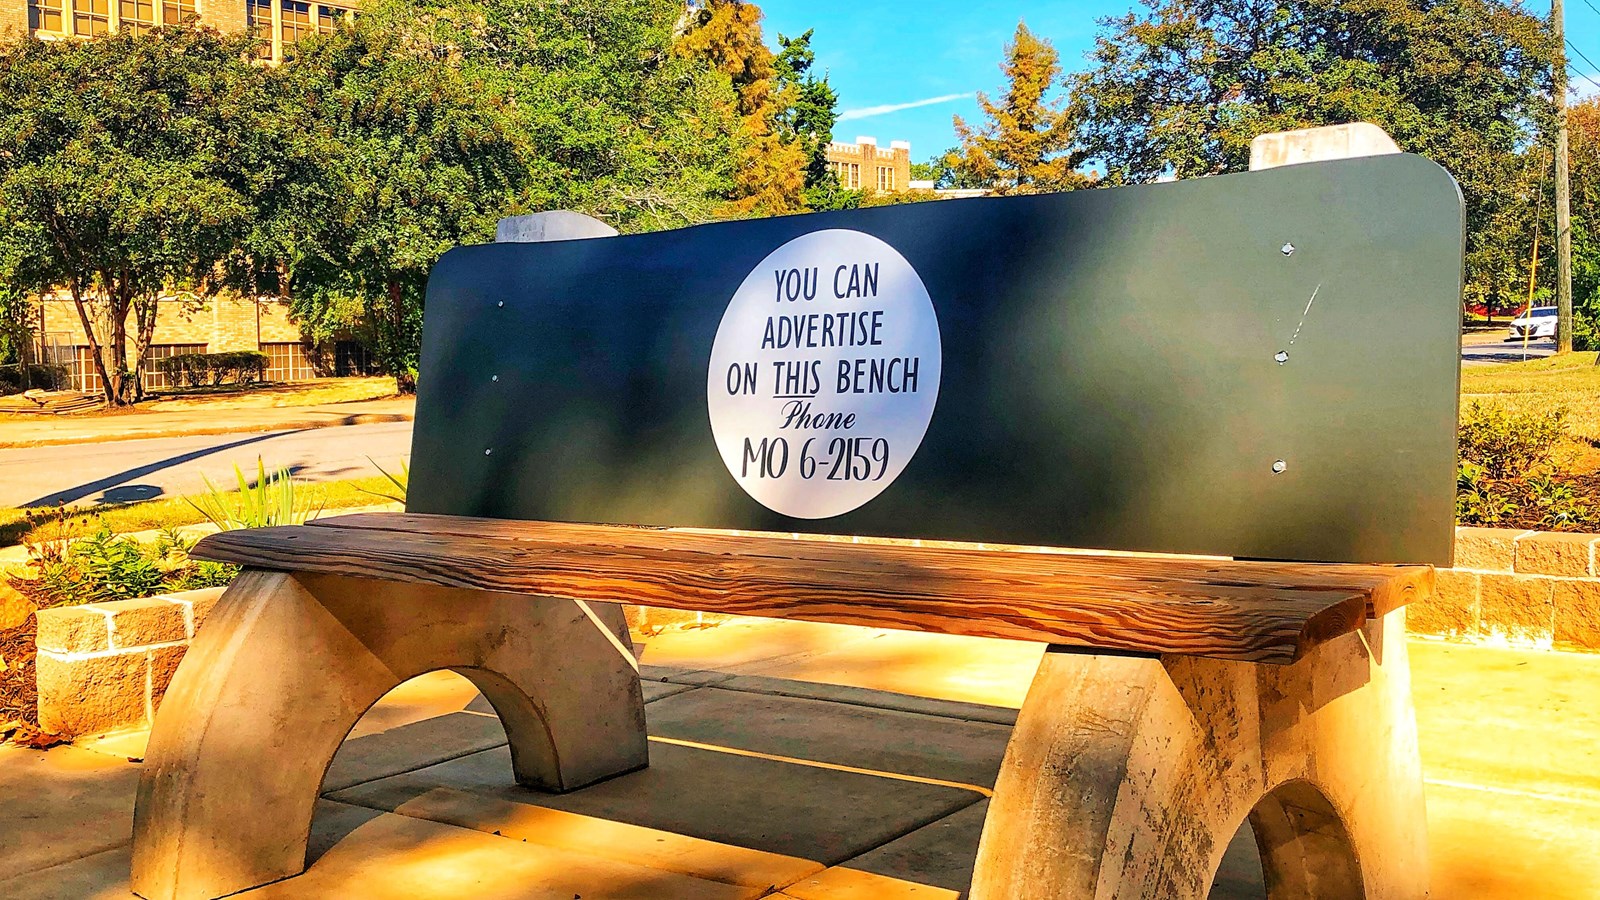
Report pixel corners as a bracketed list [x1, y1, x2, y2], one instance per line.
[130, 569, 647, 900]
[970, 608, 1426, 900]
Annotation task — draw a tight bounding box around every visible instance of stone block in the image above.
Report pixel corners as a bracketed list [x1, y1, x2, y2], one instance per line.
[1514, 532, 1596, 578]
[0, 581, 36, 629]
[163, 587, 225, 638]
[34, 605, 111, 655]
[104, 597, 188, 649]
[1453, 526, 1520, 572]
[1553, 580, 1600, 650]
[35, 649, 149, 736]
[1406, 569, 1478, 637]
[1249, 122, 1401, 170]
[147, 645, 189, 715]
[1478, 574, 1556, 642]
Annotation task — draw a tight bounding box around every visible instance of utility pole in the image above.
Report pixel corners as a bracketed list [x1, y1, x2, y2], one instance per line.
[1555, 0, 1574, 352]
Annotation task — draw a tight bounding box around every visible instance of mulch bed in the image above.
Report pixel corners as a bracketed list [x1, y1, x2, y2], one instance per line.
[1467, 472, 1600, 532]
[0, 615, 67, 749]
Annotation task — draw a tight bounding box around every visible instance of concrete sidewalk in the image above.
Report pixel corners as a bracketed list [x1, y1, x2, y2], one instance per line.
[0, 397, 414, 449]
[1, 618, 1596, 898]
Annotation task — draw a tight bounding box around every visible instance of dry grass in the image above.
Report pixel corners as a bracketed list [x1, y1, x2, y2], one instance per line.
[1461, 352, 1600, 475]
[0, 474, 403, 548]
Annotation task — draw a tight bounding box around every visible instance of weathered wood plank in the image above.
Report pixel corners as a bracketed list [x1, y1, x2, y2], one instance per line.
[308, 513, 1431, 618]
[189, 516, 1413, 664]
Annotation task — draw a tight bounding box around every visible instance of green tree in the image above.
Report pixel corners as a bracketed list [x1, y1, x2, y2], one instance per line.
[677, 0, 807, 216]
[256, 0, 738, 393]
[773, 29, 842, 208]
[0, 26, 268, 405]
[950, 22, 1093, 195]
[913, 148, 989, 190]
[256, 2, 530, 394]
[1073, 0, 1552, 316]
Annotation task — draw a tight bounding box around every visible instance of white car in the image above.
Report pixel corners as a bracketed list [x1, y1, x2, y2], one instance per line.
[1506, 306, 1557, 341]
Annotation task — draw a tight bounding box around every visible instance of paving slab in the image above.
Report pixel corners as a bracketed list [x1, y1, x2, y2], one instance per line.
[347, 669, 484, 739]
[0, 745, 140, 878]
[635, 617, 1044, 709]
[838, 798, 988, 892]
[0, 844, 134, 900]
[1425, 780, 1600, 898]
[246, 804, 755, 900]
[780, 865, 960, 900]
[390, 787, 824, 890]
[1411, 640, 1600, 801]
[644, 686, 1011, 788]
[325, 711, 513, 793]
[330, 739, 981, 867]
[654, 670, 1018, 726]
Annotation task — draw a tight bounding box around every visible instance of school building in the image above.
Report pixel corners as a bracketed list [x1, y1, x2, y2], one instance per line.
[824, 137, 912, 193]
[2, 0, 354, 61]
[33, 295, 375, 393]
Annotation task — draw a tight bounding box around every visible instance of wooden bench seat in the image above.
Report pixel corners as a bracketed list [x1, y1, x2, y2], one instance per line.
[194, 512, 1432, 665]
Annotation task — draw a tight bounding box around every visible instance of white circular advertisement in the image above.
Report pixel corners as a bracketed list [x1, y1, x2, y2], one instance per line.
[707, 229, 942, 519]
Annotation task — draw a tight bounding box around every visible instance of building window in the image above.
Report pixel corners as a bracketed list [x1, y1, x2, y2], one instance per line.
[120, 0, 154, 34]
[281, 0, 312, 45]
[262, 342, 318, 382]
[247, 0, 272, 57]
[877, 167, 895, 191]
[316, 4, 348, 32]
[847, 163, 860, 189]
[140, 343, 207, 390]
[28, 0, 64, 31]
[161, 0, 195, 25]
[74, 0, 111, 36]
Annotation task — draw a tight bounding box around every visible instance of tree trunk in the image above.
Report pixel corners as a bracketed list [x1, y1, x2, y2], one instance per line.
[67, 281, 122, 406]
[132, 293, 159, 402]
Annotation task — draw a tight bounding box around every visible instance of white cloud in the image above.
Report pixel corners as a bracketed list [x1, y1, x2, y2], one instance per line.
[837, 92, 974, 122]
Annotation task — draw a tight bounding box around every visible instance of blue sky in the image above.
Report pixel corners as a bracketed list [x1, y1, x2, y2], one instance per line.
[756, 1, 1599, 166]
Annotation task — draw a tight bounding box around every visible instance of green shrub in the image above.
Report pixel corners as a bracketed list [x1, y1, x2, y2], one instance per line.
[1457, 401, 1567, 479]
[7, 523, 239, 607]
[156, 351, 269, 389]
[1574, 312, 1600, 352]
[186, 459, 322, 530]
[1455, 461, 1517, 525]
[1525, 474, 1595, 529]
[0, 363, 70, 395]
[359, 458, 408, 504]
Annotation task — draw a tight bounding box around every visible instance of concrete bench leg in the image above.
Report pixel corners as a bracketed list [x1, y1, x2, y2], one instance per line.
[970, 608, 1426, 900]
[130, 568, 648, 900]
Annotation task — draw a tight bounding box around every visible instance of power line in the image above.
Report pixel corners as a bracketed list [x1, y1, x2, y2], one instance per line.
[1568, 38, 1600, 81]
[1570, 63, 1600, 95]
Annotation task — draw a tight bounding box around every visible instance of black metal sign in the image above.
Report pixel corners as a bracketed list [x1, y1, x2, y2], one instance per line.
[409, 154, 1463, 565]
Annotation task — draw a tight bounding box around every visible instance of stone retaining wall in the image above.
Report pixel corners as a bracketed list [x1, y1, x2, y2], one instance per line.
[1409, 527, 1600, 650]
[31, 526, 1600, 736]
[33, 589, 223, 736]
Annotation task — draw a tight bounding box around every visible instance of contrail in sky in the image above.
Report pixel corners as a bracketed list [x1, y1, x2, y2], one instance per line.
[838, 92, 974, 122]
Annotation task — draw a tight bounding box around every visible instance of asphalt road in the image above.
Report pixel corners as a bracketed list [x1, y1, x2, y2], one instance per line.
[1462, 330, 1556, 364]
[0, 420, 413, 509]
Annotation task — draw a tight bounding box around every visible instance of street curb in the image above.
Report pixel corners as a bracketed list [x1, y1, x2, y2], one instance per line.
[0, 412, 414, 450]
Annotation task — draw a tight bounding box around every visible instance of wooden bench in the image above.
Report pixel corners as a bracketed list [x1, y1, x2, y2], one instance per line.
[131, 150, 1461, 899]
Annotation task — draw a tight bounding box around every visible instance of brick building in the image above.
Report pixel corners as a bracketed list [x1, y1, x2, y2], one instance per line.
[4, 0, 367, 391]
[33, 295, 373, 393]
[824, 136, 912, 193]
[2, 0, 354, 62]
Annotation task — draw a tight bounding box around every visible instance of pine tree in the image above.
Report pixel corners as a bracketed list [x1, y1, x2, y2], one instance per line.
[773, 30, 838, 193]
[676, 0, 806, 217]
[951, 22, 1091, 196]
